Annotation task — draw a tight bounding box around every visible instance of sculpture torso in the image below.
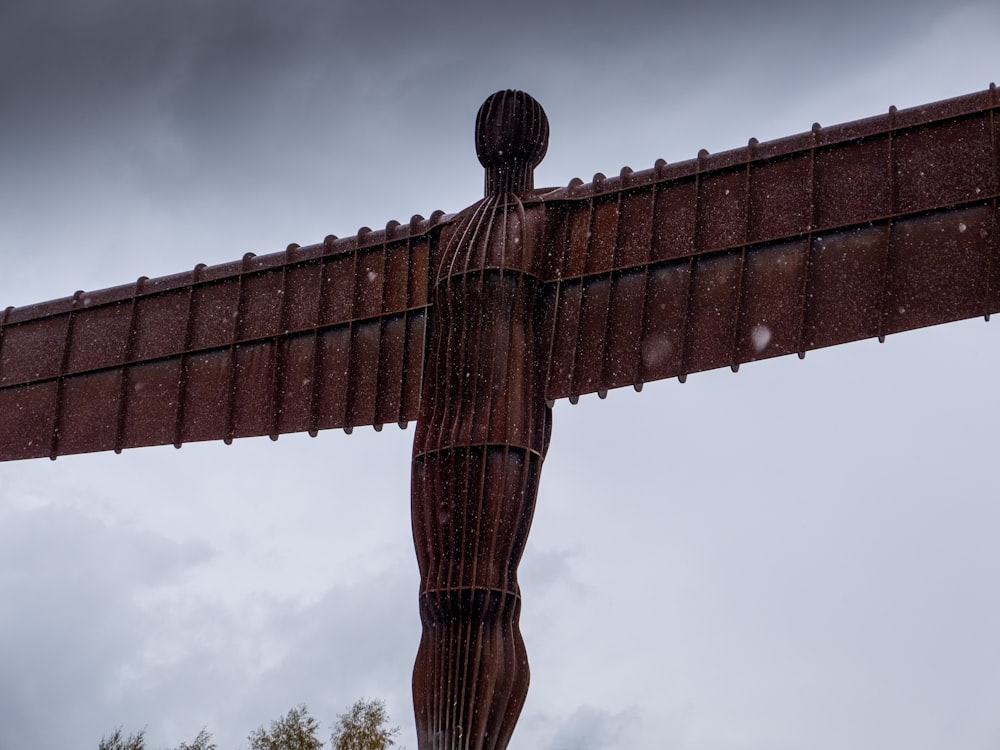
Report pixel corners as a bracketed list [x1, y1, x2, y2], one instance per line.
[416, 194, 550, 462]
[413, 192, 552, 592]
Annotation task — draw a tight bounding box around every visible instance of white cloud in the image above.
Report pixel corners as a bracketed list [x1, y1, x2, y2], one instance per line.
[543, 705, 644, 750]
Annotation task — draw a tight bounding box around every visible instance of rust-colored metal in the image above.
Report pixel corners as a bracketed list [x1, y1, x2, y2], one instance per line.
[0, 216, 437, 459]
[411, 91, 551, 749]
[1, 85, 999, 750]
[2, 87, 998, 463]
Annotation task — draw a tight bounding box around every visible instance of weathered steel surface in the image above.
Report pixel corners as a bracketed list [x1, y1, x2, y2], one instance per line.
[1, 86, 997, 463]
[411, 90, 551, 750]
[0, 219, 439, 460]
[540, 86, 1000, 398]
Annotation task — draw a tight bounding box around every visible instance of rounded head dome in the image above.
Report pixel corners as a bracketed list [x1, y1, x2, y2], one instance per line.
[475, 90, 549, 170]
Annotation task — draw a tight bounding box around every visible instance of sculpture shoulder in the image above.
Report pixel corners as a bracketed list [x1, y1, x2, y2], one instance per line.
[434, 194, 552, 282]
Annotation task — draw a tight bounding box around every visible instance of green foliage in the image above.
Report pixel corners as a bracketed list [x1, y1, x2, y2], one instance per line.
[99, 697, 397, 750]
[330, 699, 399, 750]
[247, 704, 324, 750]
[98, 727, 145, 750]
[177, 728, 217, 750]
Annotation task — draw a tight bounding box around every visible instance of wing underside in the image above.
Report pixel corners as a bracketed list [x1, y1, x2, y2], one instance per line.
[540, 86, 1000, 401]
[0, 216, 445, 461]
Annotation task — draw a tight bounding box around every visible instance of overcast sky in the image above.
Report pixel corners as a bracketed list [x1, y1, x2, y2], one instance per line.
[2, 2, 999, 749]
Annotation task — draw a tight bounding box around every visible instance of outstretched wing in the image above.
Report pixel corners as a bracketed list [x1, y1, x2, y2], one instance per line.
[540, 86, 1000, 402]
[0, 214, 448, 461]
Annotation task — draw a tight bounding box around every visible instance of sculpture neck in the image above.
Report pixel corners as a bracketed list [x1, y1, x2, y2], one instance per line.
[485, 161, 533, 197]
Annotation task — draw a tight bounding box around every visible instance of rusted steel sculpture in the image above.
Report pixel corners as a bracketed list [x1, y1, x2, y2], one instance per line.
[411, 92, 552, 748]
[2, 86, 999, 749]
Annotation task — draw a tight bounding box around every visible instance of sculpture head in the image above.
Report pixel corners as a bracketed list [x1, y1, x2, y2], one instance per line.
[475, 90, 549, 195]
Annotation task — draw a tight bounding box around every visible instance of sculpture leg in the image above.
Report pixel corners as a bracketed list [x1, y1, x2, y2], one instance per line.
[411, 445, 542, 750]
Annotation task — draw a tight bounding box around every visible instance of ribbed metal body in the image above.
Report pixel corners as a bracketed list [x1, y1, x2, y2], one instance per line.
[410, 91, 552, 750]
[411, 191, 551, 750]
